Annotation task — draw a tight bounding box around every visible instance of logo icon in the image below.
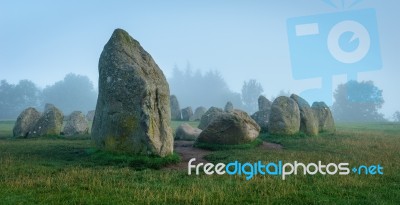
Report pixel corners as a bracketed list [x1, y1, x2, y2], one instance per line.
[287, 8, 382, 104]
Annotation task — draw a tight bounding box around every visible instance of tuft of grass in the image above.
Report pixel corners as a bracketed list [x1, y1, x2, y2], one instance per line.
[193, 138, 263, 151]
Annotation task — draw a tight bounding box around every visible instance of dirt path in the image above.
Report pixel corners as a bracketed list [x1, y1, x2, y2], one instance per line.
[260, 141, 283, 150]
[164, 140, 282, 170]
[164, 141, 212, 170]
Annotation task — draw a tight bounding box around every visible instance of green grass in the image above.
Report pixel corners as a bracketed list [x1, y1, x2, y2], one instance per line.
[0, 121, 399, 204]
[0, 120, 14, 137]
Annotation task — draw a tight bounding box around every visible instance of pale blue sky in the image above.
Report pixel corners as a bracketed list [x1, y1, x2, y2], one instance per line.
[1, 0, 399, 117]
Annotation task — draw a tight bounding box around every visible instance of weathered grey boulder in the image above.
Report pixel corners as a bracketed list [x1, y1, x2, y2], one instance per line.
[45, 103, 56, 111]
[312, 102, 336, 133]
[13, 107, 41, 138]
[181, 107, 193, 121]
[63, 111, 89, 136]
[198, 107, 224, 130]
[91, 28, 173, 157]
[175, 123, 202, 141]
[189, 106, 207, 121]
[28, 104, 64, 137]
[258, 95, 271, 111]
[197, 110, 260, 145]
[290, 94, 318, 136]
[86, 110, 95, 121]
[269, 96, 300, 135]
[251, 110, 270, 133]
[170, 95, 181, 121]
[224, 101, 234, 112]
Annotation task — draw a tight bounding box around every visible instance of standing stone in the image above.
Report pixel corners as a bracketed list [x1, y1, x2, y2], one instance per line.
[28, 104, 64, 137]
[175, 123, 202, 141]
[197, 110, 260, 145]
[251, 110, 270, 133]
[63, 111, 89, 136]
[13, 107, 41, 138]
[269, 96, 300, 135]
[86, 110, 95, 121]
[189, 106, 207, 121]
[312, 102, 336, 133]
[91, 29, 173, 157]
[170, 95, 181, 121]
[224, 101, 234, 112]
[258, 95, 271, 111]
[181, 107, 193, 121]
[198, 107, 224, 130]
[290, 94, 318, 136]
[45, 103, 56, 111]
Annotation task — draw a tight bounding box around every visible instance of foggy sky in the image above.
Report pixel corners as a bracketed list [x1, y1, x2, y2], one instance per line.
[1, 0, 399, 118]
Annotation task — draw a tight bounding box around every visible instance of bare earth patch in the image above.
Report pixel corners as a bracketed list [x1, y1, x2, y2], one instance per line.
[260, 141, 283, 150]
[164, 140, 283, 170]
[164, 141, 211, 170]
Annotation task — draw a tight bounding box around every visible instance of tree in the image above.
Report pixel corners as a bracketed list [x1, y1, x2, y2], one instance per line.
[393, 111, 400, 122]
[332, 80, 385, 122]
[241, 79, 264, 113]
[0, 79, 41, 119]
[14, 80, 42, 111]
[168, 65, 244, 110]
[0, 80, 16, 119]
[42, 73, 97, 114]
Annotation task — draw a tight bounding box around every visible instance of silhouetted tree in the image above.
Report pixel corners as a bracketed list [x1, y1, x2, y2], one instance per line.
[0, 80, 41, 119]
[332, 80, 385, 122]
[393, 111, 400, 122]
[42, 73, 97, 114]
[241, 79, 263, 113]
[168, 65, 244, 110]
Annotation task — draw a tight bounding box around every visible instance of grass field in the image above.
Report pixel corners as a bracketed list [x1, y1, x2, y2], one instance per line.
[0, 120, 399, 204]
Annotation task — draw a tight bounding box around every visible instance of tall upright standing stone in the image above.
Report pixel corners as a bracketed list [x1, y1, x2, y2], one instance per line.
[290, 94, 318, 136]
[312, 102, 336, 133]
[13, 107, 41, 138]
[190, 106, 207, 121]
[170, 95, 181, 121]
[258, 95, 271, 111]
[252, 96, 272, 133]
[63, 111, 89, 136]
[181, 106, 193, 121]
[91, 29, 173, 157]
[28, 104, 64, 137]
[224, 101, 234, 112]
[269, 96, 300, 135]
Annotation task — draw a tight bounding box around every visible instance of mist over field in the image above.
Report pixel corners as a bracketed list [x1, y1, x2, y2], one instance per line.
[1, 0, 399, 121]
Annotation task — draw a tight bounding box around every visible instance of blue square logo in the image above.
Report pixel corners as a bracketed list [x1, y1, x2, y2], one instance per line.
[287, 9, 382, 80]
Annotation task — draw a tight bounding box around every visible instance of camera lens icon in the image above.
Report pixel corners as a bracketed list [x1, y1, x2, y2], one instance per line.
[328, 20, 371, 64]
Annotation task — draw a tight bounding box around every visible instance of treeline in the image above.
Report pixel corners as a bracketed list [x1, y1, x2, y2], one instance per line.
[168, 65, 264, 114]
[0, 73, 97, 119]
[1, 67, 394, 122]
